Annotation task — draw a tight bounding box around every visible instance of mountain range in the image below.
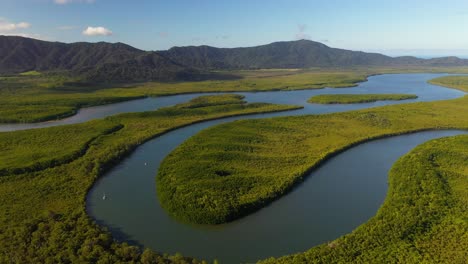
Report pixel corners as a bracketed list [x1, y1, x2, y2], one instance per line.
[1, 35, 468, 82]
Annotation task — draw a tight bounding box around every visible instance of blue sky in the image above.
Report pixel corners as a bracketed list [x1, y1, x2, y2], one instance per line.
[2, 0, 468, 57]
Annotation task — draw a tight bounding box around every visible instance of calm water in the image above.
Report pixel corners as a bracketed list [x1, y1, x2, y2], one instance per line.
[82, 74, 466, 263]
[0, 73, 464, 132]
[89, 130, 466, 263]
[1, 73, 465, 263]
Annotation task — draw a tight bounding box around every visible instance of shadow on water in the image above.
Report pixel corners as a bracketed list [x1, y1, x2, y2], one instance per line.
[93, 218, 145, 248]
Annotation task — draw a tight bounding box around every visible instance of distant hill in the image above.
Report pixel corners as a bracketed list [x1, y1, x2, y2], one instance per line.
[160, 40, 468, 69]
[0, 36, 200, 82]
[1, 36, 468, 82]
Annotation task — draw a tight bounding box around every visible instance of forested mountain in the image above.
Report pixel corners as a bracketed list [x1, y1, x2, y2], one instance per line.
[0, 36, 199, 81]
[1, 36, 468, 82]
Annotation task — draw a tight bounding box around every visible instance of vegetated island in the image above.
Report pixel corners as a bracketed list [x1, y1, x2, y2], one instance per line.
[0, 69, 367, 123]
[307, 93, 418, 104]
[261, 135, 468, 263]
[0, 94, 300, 263]
[157, 91, 468, 226]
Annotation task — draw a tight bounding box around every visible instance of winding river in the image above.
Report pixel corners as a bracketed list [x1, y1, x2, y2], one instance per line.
[2, 74, 466, 263]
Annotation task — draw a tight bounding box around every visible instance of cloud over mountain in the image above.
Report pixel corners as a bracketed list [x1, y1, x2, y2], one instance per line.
[82, 26, 112, 36]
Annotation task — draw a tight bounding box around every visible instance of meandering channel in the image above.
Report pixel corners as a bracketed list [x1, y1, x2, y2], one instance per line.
[0, 73, 464, 132]
[90, 129, 466, 264]
[2, 74, 466, 263]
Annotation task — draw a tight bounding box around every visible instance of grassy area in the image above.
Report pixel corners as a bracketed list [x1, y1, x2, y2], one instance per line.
[157, 94, 468, 225]
[428, 75, 468, 92]
[0, 94, 299, 263]
[261, 135, 468, 263]
[2, 66, 468, 123]
[308, 94, 417, 104]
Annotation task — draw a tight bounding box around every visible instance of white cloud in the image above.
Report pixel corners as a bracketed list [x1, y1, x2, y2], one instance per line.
[82, 26, 112, 36]
[0, 18, 41, 39]
[0, 32, 46, 40]
[0, 18, 31, 32]
[54, 0, 95, 4]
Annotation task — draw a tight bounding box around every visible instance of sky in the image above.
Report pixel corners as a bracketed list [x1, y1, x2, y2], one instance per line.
[2, 0, 468, 57]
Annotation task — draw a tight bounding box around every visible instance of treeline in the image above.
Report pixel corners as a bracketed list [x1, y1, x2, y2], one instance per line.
[0, 210, 200, 264]
[0, 94, 299, 263]
[260, 135, 468, 263]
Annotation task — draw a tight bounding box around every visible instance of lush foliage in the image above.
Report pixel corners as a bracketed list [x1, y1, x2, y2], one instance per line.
[3, 67, 468, 123]
[428, 75, 468, 92]
[308, 93, 417, 104]
[0, 94, 299, 263]
[176, 94, 246, 108]
[0, 120, 121, 176]
[260, 135, 468, 263]
[157, 95, 468, 224]
[0, 69, 366, 123]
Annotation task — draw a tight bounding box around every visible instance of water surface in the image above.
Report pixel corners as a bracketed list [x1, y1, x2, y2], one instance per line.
[84, 74, 466, 263]
[0, 73, 464, 132]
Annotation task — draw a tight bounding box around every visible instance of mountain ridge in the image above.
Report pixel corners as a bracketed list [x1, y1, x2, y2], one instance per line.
[1, 35, 468, 82]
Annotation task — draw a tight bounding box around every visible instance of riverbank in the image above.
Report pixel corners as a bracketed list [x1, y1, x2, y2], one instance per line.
[0, 94, 299, 263]
[2, 67, 468, 124]
[260, 134, 468, 263]
[307, 93, 417, 104]
[157, 94, 468, 225]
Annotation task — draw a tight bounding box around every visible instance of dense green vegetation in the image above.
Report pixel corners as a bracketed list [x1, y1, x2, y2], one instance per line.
[0, 36, 202, 82]
[428, 75, 468, 92]
[308, 93, 417, 104]
[0, 69, 367, 123]
[4, 36, 468, 83]
[0, 70, 467, 262]
[0, 94, 299, 263]
[0, 73, 142, 123]
[176, 94, 246, 108]
[261, 135, 468, 263]
[4, 67, 468, 124]
[0, 120, 121, 176]
[157, 94, 468, 225]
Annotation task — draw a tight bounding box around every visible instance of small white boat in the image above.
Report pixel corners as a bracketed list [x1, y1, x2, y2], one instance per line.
[144, 162, 147, 166]
[102, 193, 106, 200]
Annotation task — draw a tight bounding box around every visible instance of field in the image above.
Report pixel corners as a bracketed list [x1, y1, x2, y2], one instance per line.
[307, 93, 417, 104]
[0, 94, 299, 263]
